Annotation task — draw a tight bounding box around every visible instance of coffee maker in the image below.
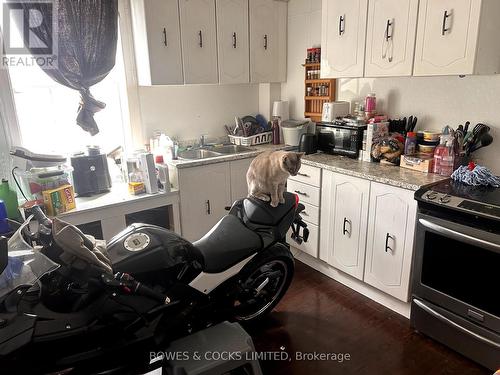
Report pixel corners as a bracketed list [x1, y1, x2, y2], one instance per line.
[71, 146, 111, 196]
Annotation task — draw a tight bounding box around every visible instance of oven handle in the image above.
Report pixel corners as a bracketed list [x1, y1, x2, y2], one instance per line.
[418, 218, 500, 253]
[413, 299, 500, 349]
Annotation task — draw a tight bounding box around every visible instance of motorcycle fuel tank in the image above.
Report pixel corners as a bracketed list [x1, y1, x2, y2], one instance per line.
[106, 224, 202, 274]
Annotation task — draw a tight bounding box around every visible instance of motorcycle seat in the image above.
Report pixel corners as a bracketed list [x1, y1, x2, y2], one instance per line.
[193, 215, 262, 273]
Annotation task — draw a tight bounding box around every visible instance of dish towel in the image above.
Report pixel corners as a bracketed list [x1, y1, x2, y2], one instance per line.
[451, 162, 500, 187]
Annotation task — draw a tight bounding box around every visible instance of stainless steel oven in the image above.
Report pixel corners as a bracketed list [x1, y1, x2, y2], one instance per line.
[316, 121, 366, 158]
[412, 182, 500, 370]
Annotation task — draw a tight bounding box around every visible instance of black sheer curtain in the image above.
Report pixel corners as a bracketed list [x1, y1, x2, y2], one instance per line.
[14, 0, 119, 136]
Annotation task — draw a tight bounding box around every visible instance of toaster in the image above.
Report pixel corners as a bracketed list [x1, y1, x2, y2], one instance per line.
[321, 101, 350, 122]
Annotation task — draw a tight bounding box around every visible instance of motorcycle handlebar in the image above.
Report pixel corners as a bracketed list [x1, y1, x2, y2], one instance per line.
[31, 205, 52, 229]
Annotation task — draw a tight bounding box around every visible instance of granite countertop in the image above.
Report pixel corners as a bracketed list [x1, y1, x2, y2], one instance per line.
[168, 144, 447, 191]
[302, 153, 448, 191]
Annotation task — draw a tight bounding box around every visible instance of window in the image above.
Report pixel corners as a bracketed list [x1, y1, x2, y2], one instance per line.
[2, 3, 131, 156]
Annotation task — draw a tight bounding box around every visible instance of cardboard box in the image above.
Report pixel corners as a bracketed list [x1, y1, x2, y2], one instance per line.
[42, 184, 76, 216]
[400, 154, 434, 173]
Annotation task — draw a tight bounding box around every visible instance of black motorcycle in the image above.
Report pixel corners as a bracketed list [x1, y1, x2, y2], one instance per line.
[0, 192, 308, 374]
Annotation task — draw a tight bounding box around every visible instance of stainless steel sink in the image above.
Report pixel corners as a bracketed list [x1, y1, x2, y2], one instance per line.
[211, 145, 253, 154]
[178, 149, 222, 160]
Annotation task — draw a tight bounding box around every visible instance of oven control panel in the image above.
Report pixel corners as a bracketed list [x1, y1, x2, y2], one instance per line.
[422, 190, 500, 219]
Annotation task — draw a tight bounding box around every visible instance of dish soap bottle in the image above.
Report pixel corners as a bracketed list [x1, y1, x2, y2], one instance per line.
[0, 179, 20, 219]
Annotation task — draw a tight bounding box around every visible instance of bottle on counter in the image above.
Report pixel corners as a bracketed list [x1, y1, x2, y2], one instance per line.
[365, 93, 376, 112]
[404, 132, 417, 155]
[433, 135, 456, 176]
[271, 118, 281, 145]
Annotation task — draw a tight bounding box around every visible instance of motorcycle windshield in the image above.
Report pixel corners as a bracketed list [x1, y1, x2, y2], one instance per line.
[0, 217, 60, 298]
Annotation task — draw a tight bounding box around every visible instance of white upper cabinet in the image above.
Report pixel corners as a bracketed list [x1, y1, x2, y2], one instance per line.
[249, 0, 287, 83]
[131, 0, 184, 85]
[179, 0, 219, 84]
[414, 0, 500, 76]
[365, 0, 419, 77]
[320, 171, 370, 280]
[216, 0, 250, 84]
[364, 182, 417, 302]
[321, 0, 368, 78]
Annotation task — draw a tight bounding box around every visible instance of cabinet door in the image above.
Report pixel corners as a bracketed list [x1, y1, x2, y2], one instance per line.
[178, 163, 231, 241]
[216, 0, 249, 84]
[413, 0, 482, 76]
[131, 0, 184, 85]
[320, 171, 370, 280]
[250, 0, 287, 83]
[321, 0, 368, 78]
[365, 0, 419, 77]
[364, 182, 417, 301]
[229, 158, 253, 203]
[179, 0, 218, 84]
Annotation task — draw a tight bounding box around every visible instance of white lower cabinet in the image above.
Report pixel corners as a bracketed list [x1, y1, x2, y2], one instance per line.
[177, 163, 231, 242]
[363, 182, 417, 302]
[229, 158, 253, 203]
[287, 165, 321, 258]
[320, 170, 370, 280]
[175, 157, 254, 242]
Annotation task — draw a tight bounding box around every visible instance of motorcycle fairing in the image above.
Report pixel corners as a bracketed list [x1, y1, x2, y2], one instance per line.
[0, 313, 36, 356]
[189, 253, 257, 295]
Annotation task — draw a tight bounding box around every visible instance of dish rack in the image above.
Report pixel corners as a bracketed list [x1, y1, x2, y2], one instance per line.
[228, 132, 273, 146]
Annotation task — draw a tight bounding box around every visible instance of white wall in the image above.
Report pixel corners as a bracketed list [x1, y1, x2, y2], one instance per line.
[338, 76, 500, 174]
[283, 0, 500, 174]
[138, 84, 259, 143]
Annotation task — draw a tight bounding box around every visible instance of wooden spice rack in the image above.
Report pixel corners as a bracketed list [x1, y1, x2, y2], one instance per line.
[303, 62, 336, 122]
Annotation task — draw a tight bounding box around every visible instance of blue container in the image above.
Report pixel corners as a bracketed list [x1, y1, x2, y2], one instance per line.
[0, 200, 9, 234]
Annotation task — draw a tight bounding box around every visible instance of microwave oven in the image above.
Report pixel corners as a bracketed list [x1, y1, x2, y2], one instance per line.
[316, 121, 366, 158]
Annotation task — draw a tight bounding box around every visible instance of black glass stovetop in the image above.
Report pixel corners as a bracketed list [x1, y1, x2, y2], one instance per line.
[430, 179, 500, 208]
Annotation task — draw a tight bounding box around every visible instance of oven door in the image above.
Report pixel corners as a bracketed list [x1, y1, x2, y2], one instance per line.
[317, 126, 357, 156]
[413, 212, 500, 334]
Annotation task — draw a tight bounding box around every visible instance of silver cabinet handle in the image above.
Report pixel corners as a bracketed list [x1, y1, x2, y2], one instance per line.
[264, 34, 268, 50]
[294, 190, 308, 197]
[441, 10, 451, 35]
[413, 299, 500, 349]
[339, 15, 345, 35]
[232, 32, 237, 48]
[343, 217, 351, 237]
[385, 233, 394, 252]
[384, 19, 393, 41]
[198, 30, 203, 47]
[163, 27, 167, 46]
[206, 200, 211, 214]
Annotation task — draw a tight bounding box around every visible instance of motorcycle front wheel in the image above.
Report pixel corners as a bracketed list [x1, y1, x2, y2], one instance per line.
[232, 243, 294, 321]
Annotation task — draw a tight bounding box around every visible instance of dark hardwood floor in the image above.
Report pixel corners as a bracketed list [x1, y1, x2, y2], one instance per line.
[245, 261, 491, 375]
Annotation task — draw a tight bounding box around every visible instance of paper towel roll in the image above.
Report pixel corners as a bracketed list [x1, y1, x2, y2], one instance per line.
[272, 101, 289, 121]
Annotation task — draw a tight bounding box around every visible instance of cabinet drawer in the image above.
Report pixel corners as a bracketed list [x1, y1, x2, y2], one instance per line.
[289, 164, 321, 187]
[287, 222, 319, 258]
[301, 202, 319, 226]
[287, 180, 320, 206]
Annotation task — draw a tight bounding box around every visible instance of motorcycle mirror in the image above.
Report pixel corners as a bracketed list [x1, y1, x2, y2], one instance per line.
[0, 237, 7, 274]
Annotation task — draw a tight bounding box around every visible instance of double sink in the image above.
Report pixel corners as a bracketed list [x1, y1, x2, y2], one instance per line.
[178, 144, 253, 160]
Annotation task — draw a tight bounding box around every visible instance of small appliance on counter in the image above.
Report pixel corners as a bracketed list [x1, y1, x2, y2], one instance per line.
[316, 120, 366, 158]
[281, 120, 314, 147]
[10, 146, 73, 203]
[321, 101, 350, 123]
[298, 133, 317, 155]
[71, 146, 111, 197]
